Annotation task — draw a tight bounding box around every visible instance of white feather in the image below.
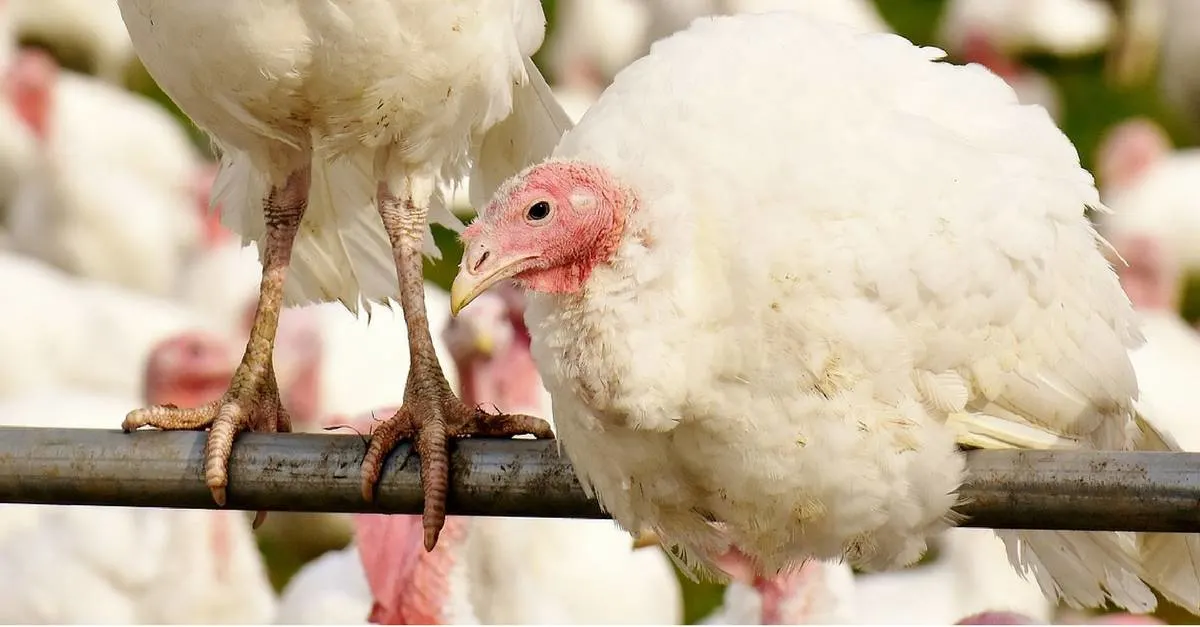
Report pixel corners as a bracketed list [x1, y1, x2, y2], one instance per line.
[515, 13, 1194, 613]
[118, 0, 570, 314]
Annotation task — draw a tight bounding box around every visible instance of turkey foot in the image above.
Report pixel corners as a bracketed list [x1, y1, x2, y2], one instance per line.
[370, 176, 553, 551]
[123, 358, 292, 527]
[123, 165, 311, 530]
[360, 382, 553, 552]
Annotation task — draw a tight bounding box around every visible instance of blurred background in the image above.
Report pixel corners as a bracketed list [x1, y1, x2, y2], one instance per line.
[1, 0, 1199, 624]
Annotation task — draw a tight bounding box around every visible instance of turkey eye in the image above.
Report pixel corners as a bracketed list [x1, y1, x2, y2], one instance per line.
[525, 200, 551, 222]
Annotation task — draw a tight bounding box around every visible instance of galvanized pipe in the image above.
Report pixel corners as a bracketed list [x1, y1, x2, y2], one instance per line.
[0, 427, 1199, 532]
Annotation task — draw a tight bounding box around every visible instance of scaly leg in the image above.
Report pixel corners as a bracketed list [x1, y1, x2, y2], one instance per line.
[123, 166, 312, 526]
[362, 179, 553, 551]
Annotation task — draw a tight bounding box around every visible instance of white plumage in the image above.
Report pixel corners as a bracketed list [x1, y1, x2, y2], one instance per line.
[453, 12, 1200, 615]
[9, 0, 135, 83]
[120, 0, 565, 310]
[0, 390, 277, 623]
[274, 544, 373, 624]
[1128, 311, 1200, 452]
[117, 1, 569, 522]
[171, 235, 460, 420]
[0, 251, 215, 400]
[462, 516, 683, 624]
[1098, 137, 1200, 277]
[644, 0, 890, 50]
[342, 287, 683, 625]
[937, 0, 1116, 58]
[7, 63, 206, 297]
[545, 0, 649, 93]
[853, 529, 1053, 624]
[314, 287, 459, 420]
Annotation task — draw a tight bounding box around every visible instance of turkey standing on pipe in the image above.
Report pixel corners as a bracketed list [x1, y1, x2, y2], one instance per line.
[114, 0, 565, 548]
[450, 12, 1200, 615]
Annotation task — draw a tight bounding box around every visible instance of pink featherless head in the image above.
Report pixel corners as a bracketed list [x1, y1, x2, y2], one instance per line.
[142, 331, 234, 408]
[5, 47, 58, 141]
[1095, 117, 1171, 193]
[450, 160, 632, 314]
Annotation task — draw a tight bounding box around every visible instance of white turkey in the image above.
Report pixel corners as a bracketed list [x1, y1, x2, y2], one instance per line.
[852, 529, 1053, 624]
[356, 283, 682, 624]
[449, 11, 1200, 615]
[953, 25, 1062, 120]
[1105, 231, 1200, 454]
[0, 333, 277, 623]
[449, 85, 598, 218]
[0, 250, 215, 400]
[116, 0, 567, 544]
[642, 0, 890, 50]
[1094, 117, 1200, 283]
[0, 43, 38, 217]
[936, 0, 1116, 59]
[544, 0, 649, 96]
[1106, 0, 1200, 135]
[274, 543, 373, 624]
[276, 285, 681, 624]
[9, 0, 135, 83]
[5, 47, 208, 297]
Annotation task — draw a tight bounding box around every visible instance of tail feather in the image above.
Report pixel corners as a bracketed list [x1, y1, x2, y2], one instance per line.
[957, 407, 1199, 613]
[468, 56, 575, 210]
[1131, 408, 1200, 612]
[212, 147, 461, 315]
[999, 529, 1156, 612]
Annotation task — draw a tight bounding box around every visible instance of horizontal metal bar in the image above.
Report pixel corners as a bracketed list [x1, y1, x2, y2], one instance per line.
[0, 427, 1199, 532]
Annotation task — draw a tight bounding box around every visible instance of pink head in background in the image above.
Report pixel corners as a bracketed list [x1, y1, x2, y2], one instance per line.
[956, 610, 1039, 625]
[144, 300, 323, 431]
[237, 299, 323, 430]
[143, 331, 234, 409]
[443, 281, 543, 414]
[1109, 232, 1182, 313]
[354, 282, 541, 625]
[960, 28, 1021, 82]
[1095, 118, 1172, 195]
[141, 330, 244, 580]
[4, 47, 57, 141]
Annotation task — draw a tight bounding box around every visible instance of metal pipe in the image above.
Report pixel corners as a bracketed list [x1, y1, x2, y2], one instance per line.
[1, 427, 1199, 532]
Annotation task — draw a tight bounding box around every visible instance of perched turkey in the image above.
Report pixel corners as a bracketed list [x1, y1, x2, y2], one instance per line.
[451, 12, 1200, 615]
[116, 0, 567, 544]
[358, 283, 683, 625]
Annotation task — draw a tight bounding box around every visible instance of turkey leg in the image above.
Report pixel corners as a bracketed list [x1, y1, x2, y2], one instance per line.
[362, 179, 553, 552]
[123, 165, 312, 526]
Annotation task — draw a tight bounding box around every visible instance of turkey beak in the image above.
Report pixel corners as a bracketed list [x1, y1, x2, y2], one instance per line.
[631, 529, 661, 550]
[451, 242, 531, 316]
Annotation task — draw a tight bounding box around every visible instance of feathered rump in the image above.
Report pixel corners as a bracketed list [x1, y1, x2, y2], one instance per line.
[211, 148, 463, 315]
